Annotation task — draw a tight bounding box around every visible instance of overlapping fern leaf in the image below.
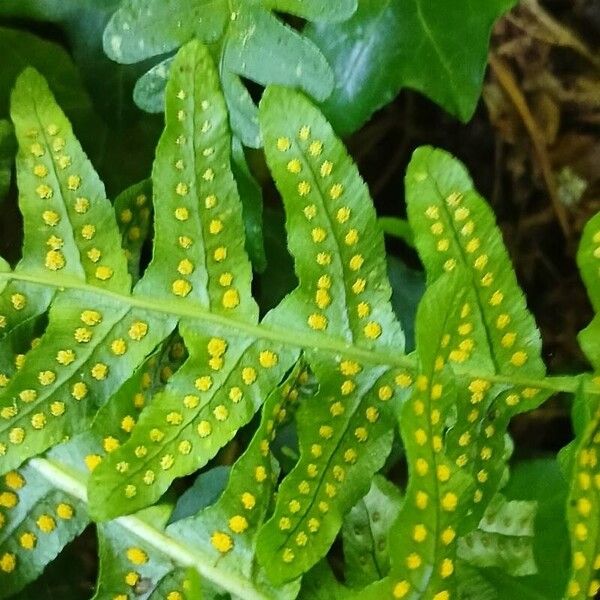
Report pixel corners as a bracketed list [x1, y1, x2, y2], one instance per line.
[103, 0, 357, 147]
[562, 212, 600, 600]
[0, 34, 599, 600]
[0, 37, 408, 596]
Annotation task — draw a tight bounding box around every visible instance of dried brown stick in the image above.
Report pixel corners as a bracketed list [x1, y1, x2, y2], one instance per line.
[489, 53, 570, 237]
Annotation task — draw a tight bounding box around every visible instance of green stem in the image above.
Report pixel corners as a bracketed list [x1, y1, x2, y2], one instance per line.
[1, 271, 596, 397]
[29, 458, 271, 600]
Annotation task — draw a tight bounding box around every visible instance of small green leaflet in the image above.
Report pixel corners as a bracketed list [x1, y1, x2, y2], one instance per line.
[0, 455, 88, 599]
[255, 85, 407, 583]
[306, 0, 516, 133]
[457, 494, 537, 577]
[406, 145, 549, 528]
[114, 180, 153, 282]
[577, 212, 600, 369]
[358, 274, 474, 600]
[341, 475, 402, 588]
[104, 0, 357, 147]
[563, 381, 600, 600]
[166, 364, 307, 600]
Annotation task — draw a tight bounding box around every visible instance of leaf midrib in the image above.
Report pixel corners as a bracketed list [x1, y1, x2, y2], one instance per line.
[0, 270, 591, 396]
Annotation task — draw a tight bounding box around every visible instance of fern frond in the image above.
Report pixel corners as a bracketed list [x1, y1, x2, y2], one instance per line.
[1, 33, 599, 599]
[254, 86, 408, 583]
[406, 147, 551, 527]
[88, 42, 299, 520]
[562, 212, 600, 600]
[104, 0, 357, 146]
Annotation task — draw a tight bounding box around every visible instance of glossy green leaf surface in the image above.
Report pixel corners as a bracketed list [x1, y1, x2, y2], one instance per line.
[306, 0, 516, 134]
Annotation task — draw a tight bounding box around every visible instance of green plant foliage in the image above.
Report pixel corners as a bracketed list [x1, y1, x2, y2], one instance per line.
[113, 180, 153, 282]
[380, 217, 415, 248]
[457, 494, 537, 576]
[561, 213, 600, 600]
[563, 381, 600, 600]
[94, 505, 202, 600]
[305, 0, 516, 133]
[0, 451, 88, 598]
[0, 30, 600, 600]
[254, 84, 408, 583]
[0, 27, 94, 125]
[357, 274, 476, 600]
[231, 139, 267, 272]
[406, 147, 552, 529]
[103, 0, 357, 147]
[341, 475, 402, 588]
[166, 364, 308, 600]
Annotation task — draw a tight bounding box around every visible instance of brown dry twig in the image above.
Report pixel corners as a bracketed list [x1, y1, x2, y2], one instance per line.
[489, 53, 571, 237]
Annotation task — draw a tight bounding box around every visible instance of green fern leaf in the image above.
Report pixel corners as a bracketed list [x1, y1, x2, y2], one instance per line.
[94, 362, 308, 600]
[577, 212, 600, 369]
[341, 474, 402, 588]
[406, 146, 544, 378]
[0, 444, 89, 598]
[114, 180, 153, 282]
[405, 146, 550, 526]
[255, 85, 407, 583]
[562, 212, 600, 600]
[166, 363, 308, 599]
[87, 41, 299, 520]
[347, 274, 474, 599]
[3, 31, 597, 599]
[0, 68, 178, 474]
[563, 380, 600, 600]
[103, 0, 357, 146]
